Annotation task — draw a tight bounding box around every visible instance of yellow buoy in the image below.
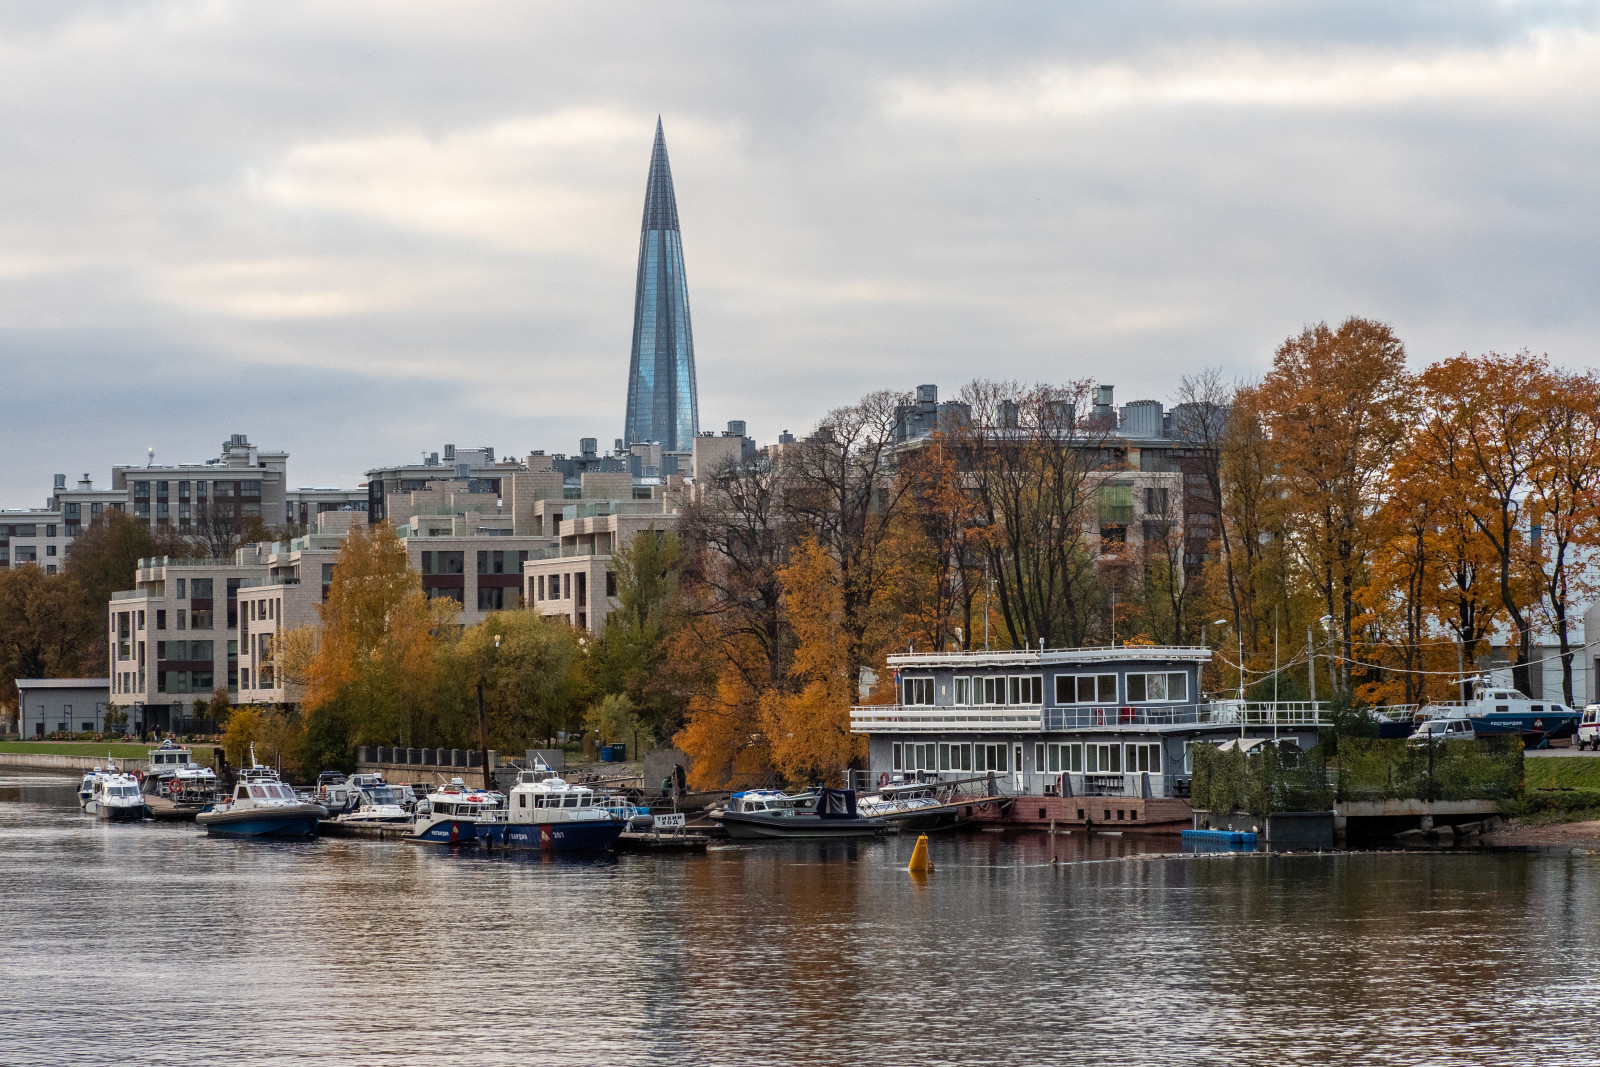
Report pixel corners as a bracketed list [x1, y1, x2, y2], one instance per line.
[908, 833, 933, 873]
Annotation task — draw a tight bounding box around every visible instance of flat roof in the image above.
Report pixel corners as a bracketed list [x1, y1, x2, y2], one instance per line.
[886, 646, 1212, 669]
[15, 678, 111, 689]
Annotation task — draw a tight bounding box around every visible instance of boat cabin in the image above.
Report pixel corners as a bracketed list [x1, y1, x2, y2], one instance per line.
[852, 646, 1324, 800]
[147, 741, 193, 771]
[506, 777, 608, 823]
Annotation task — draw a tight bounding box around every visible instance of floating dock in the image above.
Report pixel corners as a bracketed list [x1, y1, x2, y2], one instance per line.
[614, 831, 710, 853]
[1181, 828, 1258, 847]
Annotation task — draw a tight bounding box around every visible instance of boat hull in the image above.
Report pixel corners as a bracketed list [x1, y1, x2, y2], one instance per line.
[403, 817, 479, 845]
[718, 812, 886, 840]
[143, 795, 215, 821]
[1470, 713, 1578, 743]
[86, 800, 148, 821]
[196, 805, 323, 838]
[501, 819, 623, 852]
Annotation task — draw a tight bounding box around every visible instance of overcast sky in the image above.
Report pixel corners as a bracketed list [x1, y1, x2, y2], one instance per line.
[2, 1, 1597, 503]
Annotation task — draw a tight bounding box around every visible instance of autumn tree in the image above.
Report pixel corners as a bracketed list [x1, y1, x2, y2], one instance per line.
[455, 610, 587, 751]
[590, 528, 686, 740]
[894, 433, 984, 651]
[0, 565, 96, 710]
[1416, 352, 1549, 695]
[758, 539, 866, 785]
[953, 380, 1108, 648]
[291, 521, 455, 756]
[1255, 318, 1413, 694]
[673, 451, 793, 787]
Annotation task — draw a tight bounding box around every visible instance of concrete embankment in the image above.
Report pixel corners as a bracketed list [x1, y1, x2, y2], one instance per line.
[0, 752, 146, 773]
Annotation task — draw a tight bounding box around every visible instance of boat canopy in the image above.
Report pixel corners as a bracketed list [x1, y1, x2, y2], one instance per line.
[816, 789, 859, 819]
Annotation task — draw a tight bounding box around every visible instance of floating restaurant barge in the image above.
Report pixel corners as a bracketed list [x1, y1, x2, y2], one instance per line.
[851, 646, 1325, 833]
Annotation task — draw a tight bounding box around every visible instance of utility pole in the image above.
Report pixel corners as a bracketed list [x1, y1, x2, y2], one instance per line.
[1308, 624, 1316, 708]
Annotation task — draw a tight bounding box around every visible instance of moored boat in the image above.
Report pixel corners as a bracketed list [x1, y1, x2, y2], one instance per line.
[195, 757, 325, 838]
[713, 788, 887, 840]
[140, 740, 220, 819]
[404, 778, 502, 845]
[1418, 680, 1579, 747]
[84, 772, 148, 820]
[485, 770, 624, 852]
[332, 782, 415, 825]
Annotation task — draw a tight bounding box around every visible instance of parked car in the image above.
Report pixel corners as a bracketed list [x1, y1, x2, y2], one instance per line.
[1409, 718, 1476, 745]
[1576, 705, 1600, 750]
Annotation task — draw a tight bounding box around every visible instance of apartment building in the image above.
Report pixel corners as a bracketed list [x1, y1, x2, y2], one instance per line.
[285, 486, 368, 530]
[891, 383, 1216, 576]
[111, 433, 289, 537]
[108, 549, 274, 731]
[1, 474, 126, 571]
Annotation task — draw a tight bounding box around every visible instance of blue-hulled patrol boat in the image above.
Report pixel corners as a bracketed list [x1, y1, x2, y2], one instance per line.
[1417, 680, 1579, 748]
[404, 778, 503, 845]
[478, 768, 623, 852]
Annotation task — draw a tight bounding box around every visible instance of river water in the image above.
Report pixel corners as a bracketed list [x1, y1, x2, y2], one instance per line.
[3, 773, 1600, 1066]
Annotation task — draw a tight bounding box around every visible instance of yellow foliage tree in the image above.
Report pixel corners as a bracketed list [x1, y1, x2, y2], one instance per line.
[301, 521, 456, 746]
[759, 539, 866, 786]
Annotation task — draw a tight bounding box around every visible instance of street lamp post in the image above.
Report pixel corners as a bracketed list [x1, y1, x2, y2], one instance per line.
[1214, 618, 1243, 737]
[477, 633, 500, 791]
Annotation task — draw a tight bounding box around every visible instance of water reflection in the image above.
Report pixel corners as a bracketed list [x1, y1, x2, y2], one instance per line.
[1, 773, 1597, 1066]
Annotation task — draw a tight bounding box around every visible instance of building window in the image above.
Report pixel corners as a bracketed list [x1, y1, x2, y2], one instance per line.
[939, 742, 972, 772]
[576, 572, 587, 608]
[191, 578, 212, 599]
[156, 610, 166, 630]
[478, 587, 506, 611]
[1126, 672, 1188, 703]
[45, 545, 56, 557]
[954, 677, 971, 705]
[176, 578, 186, 599]
[892, 743, 902, 771]
[901, 677, 934, 706]
[537, 575, 545, 601]
[606, 571, 617, 597]
[176, 610, 187, 630]
[1058, 674, 1118, 704]
[191, 609, 212, 630]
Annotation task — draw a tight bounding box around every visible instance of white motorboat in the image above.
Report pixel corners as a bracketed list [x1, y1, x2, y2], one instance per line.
[77, 760, 122, 807]
[857, 781, 966, 831]
[84, 772, 148, 820]
[332, 782, 416, 825]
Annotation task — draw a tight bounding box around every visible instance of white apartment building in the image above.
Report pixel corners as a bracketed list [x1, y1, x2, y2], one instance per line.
[112, 433, 289, 536]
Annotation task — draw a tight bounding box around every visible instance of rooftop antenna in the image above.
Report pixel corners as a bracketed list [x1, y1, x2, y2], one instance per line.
[146, 447, 155, 468]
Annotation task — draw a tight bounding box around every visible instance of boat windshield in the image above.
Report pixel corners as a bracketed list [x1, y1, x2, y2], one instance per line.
[368, 787, 408, 805]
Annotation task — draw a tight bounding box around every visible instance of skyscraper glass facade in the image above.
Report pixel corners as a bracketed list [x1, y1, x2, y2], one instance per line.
[624, 119, 699, 453]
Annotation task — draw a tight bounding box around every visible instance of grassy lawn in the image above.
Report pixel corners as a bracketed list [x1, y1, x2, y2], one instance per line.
[0, 740, 220, 767]
[1526, 757, 1600, 791]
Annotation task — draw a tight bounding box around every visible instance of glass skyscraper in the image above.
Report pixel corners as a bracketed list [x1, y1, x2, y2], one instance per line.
[623, 118, 699, 454]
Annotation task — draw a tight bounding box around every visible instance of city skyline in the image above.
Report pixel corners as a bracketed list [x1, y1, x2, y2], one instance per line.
[1, 4, 1598, 502]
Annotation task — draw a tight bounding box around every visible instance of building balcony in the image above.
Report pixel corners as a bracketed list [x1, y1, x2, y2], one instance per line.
[849, 704, 1044, 733]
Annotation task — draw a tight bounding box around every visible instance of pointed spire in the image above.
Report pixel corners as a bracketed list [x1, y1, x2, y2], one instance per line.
[641, 116, 680, 232]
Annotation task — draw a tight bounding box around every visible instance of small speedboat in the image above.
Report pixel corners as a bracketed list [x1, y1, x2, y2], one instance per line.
[484, 770, 624, 852]
[713, 788, 887, 840]
[84, 772, 148, 820]
[196, 756, 325, 838]
[404, 778, 503, 845]
[332, 782, 415, 825]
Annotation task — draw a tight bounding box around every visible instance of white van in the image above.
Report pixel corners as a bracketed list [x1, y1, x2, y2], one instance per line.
[1577, 705, 1600, 750]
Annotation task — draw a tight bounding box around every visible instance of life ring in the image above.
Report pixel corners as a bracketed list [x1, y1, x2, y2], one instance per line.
[1093, 707, 1105, 726]
[878, 772, 889, 788]
[1055, 774, 1064, 794]
[168, 779, 181, 795]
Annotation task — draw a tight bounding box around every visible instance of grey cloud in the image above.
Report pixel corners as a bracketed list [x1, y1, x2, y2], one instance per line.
[1, 1, 1598, 501]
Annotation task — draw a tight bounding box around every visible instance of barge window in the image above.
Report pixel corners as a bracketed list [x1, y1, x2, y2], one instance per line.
[892, 743, 902, 771]
[1124, 743, 1161, 772]
[1126, 672, 1188, 703]
[1086, 744, 1121, 773]
[939, 743, 971, 772]
[1045, 742, 1082, 773]
[519, 794, 527, 808]
[954, 677, 971, 705]
[1007, 675, 1043, 705]
[1059, 674, 1117, 704]
[901, 677, 935, 706]
[975, 743, 1008, 773]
